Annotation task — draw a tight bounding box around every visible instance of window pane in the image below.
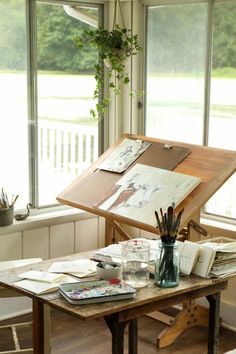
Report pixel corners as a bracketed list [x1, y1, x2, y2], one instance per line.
[146, 4, 207, 144]
[205, 2, 236, 218]
[36, 3, 99, 206]
[0, 0, 29, 209]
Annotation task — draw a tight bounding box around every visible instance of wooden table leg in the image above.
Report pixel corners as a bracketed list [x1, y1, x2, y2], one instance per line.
[207, 292, 221, 354]
[43, 304, 51, 354]
[104, 314, 137, 354]
[32, 298, 45, 354]
[129, 319, 138, 354]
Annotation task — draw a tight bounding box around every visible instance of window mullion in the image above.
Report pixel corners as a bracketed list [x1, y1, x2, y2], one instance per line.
[26, 0, 39, 207]
[203, 0, 214, 146]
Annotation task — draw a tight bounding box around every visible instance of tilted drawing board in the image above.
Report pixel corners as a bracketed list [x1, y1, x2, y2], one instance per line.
[57, 133, 236, 236]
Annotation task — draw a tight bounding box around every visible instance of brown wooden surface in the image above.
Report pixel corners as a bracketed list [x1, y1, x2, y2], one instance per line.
[0, 254, 229, 354]
[2, 310, 236, 354]
[0, 253, 228, 322]
[57, 133, 236, 235]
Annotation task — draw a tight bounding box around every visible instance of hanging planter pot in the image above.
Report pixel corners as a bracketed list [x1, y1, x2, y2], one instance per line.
[103, 48, 128, 69]
[74, 0, 142, 120]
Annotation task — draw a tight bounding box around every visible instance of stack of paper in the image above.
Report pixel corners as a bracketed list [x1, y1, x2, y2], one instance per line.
[203, 241, 236, 277]
[48, 259, 97, 278]
[92, 239, 236, 278]
[91, 238, 160, 264]
[14, 270, 77, 295]
[179, 240, 236, 278]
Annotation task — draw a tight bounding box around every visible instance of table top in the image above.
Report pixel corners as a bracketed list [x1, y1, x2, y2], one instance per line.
[57, 133, 236, 234]
[0, 253, 228, 321]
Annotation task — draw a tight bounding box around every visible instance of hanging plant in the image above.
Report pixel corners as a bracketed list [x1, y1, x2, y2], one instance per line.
[74, 0, 142, 121]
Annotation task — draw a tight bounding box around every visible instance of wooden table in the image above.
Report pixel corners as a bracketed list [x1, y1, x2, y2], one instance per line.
[0, 254, 228, 354]
[56, 134, 236, 349]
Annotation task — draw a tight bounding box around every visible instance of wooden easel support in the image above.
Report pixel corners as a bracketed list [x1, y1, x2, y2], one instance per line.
[178, 219, 208, 240]
[149, 301, 209, 348]
[149, 219, 209, 348]
[105, 218, 132, 245]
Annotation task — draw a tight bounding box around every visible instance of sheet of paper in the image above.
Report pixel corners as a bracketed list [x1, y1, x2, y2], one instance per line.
[99, 163, 201, 227]
[203, 242, 236, 253]
[14, 279, 59, 295]
[14, 275, 77, 295]
[210, 264, 236, 277]
[48, 259, 97, 277]
[18, 270, 66, 283]
[98, 138, 151, 173]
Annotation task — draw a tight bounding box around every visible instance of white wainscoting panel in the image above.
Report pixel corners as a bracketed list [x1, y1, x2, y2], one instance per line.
[75, 218, 99, 252]
[50, 222, 74, 258]
[98, 217, 106, 248]
[0, 232, 22, 261]
[222, 277, 236, 305]
[23, 227, 49, 260]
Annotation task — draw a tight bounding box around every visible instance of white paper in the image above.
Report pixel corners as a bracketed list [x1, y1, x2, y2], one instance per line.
[92, 238, 160, 263]
[99, 163, 201, 226]
[202, 242, 236, 253]
[98, 139, 151, 173]
[14, 275, 77, 295]
[14, 279, 59, 295]
[18, 270, 66, 283]
[48, 259, 97, 277]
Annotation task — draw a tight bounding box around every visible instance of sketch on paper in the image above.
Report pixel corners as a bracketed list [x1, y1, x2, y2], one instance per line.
[99, 164, 201, 226]
[98, 138, 151, 173]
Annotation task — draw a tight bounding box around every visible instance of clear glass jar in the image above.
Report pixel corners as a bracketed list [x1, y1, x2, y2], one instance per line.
[122, 239, 150, 288]
[155, 241, 179, 288]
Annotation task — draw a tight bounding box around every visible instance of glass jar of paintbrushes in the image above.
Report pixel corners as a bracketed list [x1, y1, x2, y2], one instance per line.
[154, 205, 184, 288]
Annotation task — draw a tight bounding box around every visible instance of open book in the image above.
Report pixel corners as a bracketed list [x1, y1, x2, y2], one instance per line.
[178, 240, 217, 277]
[178, 240, 200, 275]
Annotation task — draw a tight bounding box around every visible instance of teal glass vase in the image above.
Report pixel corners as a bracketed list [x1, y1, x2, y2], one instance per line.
[155, 241, 179, 288]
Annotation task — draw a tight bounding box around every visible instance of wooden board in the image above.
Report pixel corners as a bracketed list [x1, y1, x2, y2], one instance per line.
[57, 133, 236, 235]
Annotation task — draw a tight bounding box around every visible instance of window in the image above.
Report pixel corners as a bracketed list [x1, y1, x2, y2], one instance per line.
[0, 0, 101, 210]
[145, 1, 236, 220]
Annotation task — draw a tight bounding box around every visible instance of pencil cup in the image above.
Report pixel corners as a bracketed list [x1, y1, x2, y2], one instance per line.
[0, 207, 14, 226]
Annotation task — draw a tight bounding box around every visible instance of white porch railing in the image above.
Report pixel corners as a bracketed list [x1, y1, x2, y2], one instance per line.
[39, 119, 98, 175]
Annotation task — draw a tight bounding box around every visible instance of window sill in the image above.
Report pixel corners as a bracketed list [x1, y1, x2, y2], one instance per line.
[1, 206, 235, 238]
[201, 214, 236, 237]
[0, 206, 95, 235]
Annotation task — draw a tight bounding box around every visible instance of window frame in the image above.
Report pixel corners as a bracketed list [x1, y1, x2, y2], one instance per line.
[143, 0, 236, 224]
[24, 0, 107, 210]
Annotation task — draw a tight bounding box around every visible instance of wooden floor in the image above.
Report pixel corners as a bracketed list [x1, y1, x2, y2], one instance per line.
[1, 308, 236, 354]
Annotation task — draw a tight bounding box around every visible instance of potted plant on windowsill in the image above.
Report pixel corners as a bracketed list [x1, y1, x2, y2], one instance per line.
[74, 1, 142, 121]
